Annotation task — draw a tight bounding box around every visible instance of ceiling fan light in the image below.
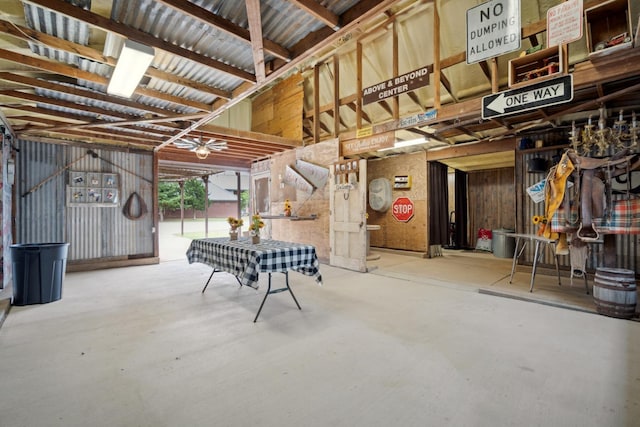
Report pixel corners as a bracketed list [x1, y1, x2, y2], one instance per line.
[194, 145, 210, 159]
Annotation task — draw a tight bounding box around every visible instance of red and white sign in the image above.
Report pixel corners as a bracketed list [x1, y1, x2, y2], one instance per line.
[391, 197, 414, 222]
[546, 0, 582, 47]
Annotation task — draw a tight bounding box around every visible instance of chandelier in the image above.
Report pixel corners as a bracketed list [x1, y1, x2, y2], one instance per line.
[570, 109, 638, 156]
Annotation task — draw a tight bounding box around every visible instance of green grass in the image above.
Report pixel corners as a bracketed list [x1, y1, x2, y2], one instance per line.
[177, 231, 228, 239]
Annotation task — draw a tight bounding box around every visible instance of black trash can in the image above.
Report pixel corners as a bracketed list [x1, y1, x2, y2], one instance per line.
[10, 243, 70, 306]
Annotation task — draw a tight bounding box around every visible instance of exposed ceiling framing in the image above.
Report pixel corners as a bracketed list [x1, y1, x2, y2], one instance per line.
[0, 0, 639, 176]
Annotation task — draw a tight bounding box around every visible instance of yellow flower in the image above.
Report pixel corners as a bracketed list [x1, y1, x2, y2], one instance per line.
[531, 215, 547, 225]
[227, 216, 243, 230]
[249, 213, 265, 235]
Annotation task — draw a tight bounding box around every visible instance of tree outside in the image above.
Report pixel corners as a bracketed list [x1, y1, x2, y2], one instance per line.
[158, 179, 207, 220]
[183, 179, 206, 216]
[158, 182, 180, 221]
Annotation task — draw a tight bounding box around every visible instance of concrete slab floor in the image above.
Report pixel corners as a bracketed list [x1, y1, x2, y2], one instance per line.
[1, 249, 639, 426]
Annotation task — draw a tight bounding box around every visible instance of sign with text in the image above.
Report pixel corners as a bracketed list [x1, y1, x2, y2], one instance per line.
[398, 109, 437, 128]
[546, 0, 582, 47]
[482, 74, 573, 119]
[356, 126, 373, 138]
[362, 66, 429, 105]
[392, 197, 414, 222]
[341, 131, 395, 156]
[467, 0, 520, 64]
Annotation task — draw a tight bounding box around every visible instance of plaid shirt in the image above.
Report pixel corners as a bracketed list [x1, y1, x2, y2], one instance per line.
[186, 237, 323, 288]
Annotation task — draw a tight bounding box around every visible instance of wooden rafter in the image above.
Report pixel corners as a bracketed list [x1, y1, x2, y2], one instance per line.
[0, 72, 179, 118]
[25, 0, 256, 82]
[0, 48, 213, 112]
[287, 0, 340, 29]
[245, 0, 266, 83]
[155, 0, 290, 61]
[0, 19, 231, 100]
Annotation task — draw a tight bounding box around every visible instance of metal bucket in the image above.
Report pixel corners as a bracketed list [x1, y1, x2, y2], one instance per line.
[593, 268, 637, 319]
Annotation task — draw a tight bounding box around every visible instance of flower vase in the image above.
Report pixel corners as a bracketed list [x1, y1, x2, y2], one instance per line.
[229, 230, 238, 241]
[252, 235, 260, 244]
[285, 210, 291, 217]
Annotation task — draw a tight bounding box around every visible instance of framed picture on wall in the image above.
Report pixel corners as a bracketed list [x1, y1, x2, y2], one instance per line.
[69, 172, 86, 187]
[68, 188, 86, 203]
[87, 173, 101, 187]
[67, 170, 120, 207]
[102, 189, 118, 204]
[102, 173, 117, 188]
[87, 188, 102, 203]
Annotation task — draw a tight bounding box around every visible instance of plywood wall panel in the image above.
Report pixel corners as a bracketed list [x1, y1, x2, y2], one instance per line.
[252, 74, 304, 140]
[367, 151, 428, 253]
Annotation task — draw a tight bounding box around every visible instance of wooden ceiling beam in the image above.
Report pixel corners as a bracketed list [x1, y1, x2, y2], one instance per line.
[0, 48, 213, 112]
[0, 89, 141, 121]
[197, 124, 301, 148]
[26, 0, 256, 83]
[325, 109, 349, 130]
[378, 99, 393, 116]
[160, 0, 404, 151]
[25, 127, 160, 146]
[155, 0, 291, 61]
[478, 60, 492, 83]
[287, 0, 340, 29]
[157, 150, 250, 170]
[0, 104, 185, 137]
[347, 101, 371, 123]
[438, 72, 458, 103]
[245, 0, 266, 83]
[0, 18, 231, 100]
[0, 72, 177, 118]
[9, 115, 168, 143]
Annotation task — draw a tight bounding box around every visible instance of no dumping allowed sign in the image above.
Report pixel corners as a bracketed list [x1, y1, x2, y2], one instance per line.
[467, 0, 521, 64]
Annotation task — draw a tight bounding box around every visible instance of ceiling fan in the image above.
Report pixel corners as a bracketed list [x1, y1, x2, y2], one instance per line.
[174, 134, 228, 159]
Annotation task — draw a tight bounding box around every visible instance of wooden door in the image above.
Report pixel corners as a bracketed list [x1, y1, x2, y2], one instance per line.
[330, 159, 367, 272]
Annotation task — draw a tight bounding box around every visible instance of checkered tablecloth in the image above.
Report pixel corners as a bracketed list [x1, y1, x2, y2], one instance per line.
[186, 237, 323, 288]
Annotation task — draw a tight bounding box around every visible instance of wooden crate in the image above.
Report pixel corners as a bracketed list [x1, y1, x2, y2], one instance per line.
[508, 45, 563, 88]
[585, 0, 633, 59]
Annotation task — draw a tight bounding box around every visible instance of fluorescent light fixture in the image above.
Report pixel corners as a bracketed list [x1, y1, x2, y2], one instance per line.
[378, 138, 427, 152]
[107, 39, 155, 98]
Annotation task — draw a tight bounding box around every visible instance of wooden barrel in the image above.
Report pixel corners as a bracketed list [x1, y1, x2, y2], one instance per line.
[593, 268, 637, 319]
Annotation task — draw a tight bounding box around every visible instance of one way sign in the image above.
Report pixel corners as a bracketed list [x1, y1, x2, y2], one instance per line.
[482, 75, 573, 119]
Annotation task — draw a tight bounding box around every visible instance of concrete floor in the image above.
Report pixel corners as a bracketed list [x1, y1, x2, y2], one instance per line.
[1, 221, 639, 426]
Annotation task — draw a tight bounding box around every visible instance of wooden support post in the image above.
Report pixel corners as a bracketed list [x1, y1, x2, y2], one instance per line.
[433, 2, 441, 109]
[202, 175, 209, 238]
[313, 64, 320, 144]
[392, 20, 399, 120]
[491, 57, 498, 93]
[333, 54, 340, 136]
[179, 180, 185, 236]
[356, 41, 363, 130]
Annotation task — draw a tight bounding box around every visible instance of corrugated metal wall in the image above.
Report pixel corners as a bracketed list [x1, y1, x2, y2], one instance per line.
[14, 140, 155, 262]
[518, 142, 639, 273]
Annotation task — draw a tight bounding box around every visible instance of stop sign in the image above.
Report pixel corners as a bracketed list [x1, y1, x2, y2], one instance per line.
[391, 197, 414, 222]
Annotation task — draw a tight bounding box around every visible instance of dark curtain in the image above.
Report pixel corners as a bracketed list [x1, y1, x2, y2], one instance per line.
[428, 161, 449, 246]
[454, 169, 468, 249]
